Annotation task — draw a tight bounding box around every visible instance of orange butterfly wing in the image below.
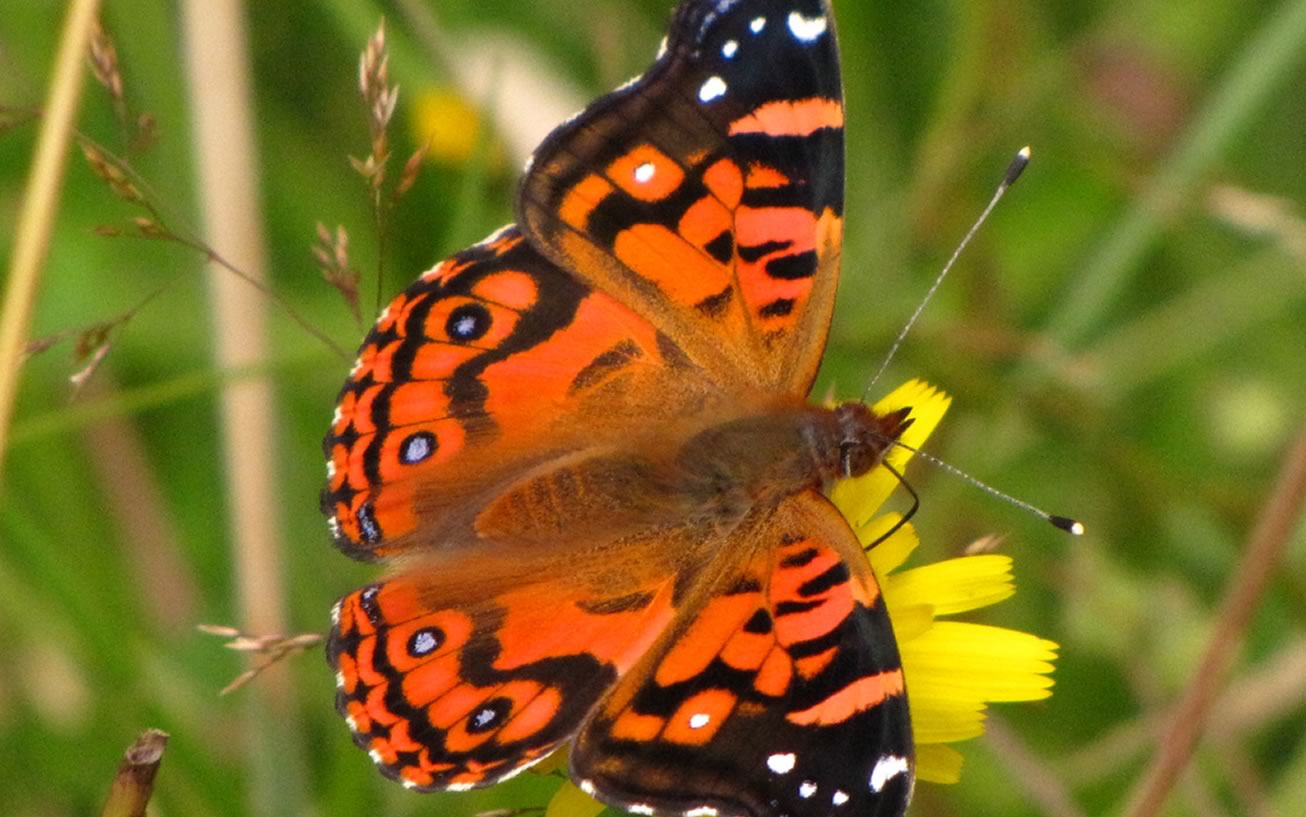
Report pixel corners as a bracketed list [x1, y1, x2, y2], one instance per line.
[322, 226, 710, 560]
[328, 517, 728, 790]
[572, 491, 912, 817]
[519, 0, 845, 393]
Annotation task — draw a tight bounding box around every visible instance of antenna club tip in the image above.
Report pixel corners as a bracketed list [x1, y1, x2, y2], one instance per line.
[1003, 147, 1031, 187]
[1050, 515, 1085, 536]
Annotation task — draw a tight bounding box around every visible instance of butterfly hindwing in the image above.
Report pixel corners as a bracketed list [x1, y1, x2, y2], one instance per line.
[519, 0, 844, 393]
[573, 491, 914, 817]
[327, 547, 690, 791]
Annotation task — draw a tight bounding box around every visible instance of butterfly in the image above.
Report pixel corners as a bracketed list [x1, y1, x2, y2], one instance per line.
[322, 1, 918, 815]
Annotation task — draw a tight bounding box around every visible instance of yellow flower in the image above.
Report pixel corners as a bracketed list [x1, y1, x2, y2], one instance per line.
[830, 379, 1059, 783]
[410, 86, 505, 169]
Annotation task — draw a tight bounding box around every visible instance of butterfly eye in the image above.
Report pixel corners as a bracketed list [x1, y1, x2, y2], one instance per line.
[445, 303, 492, 342]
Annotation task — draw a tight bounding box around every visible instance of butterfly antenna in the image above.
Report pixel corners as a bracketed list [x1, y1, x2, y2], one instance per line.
[862, 147, 1032, 401]
[888, 437, 1085, 535]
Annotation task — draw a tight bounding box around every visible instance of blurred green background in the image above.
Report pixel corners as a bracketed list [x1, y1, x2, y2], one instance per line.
[2, 1, 1304, 816]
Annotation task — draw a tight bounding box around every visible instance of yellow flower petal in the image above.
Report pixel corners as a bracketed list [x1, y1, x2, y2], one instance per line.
[885, 602, 935, 643]
[874, 379, 952, 459]
[862, 514, 919, 574]
[915, 744, 965, 784]
[909, 697, 987, 743]
[902, 622, 1058, 703]
[885, 555, 1015, 615]
[545, 781, 606, 817]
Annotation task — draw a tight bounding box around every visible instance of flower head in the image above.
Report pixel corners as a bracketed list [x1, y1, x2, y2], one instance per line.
[830, 379, 1059, 782]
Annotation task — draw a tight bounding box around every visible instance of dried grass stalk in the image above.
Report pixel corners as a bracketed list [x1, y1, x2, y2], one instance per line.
[99, 729, 168, 817]
[0, 0, 102, 488]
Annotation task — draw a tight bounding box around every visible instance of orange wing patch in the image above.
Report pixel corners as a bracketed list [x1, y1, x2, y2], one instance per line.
[729, 97, 845, 137]
[609, 144, 686, 201]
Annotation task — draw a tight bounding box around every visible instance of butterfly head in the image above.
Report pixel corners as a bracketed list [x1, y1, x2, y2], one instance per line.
[833, 403, 914, 481]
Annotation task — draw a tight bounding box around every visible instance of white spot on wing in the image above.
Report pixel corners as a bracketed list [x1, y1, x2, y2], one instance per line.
[453, 314, 477, 337]
[688, 712, 711, 729]
[686, 808, 718, 817]
[787, 11, 828, 42]
[656, 36, 669, 59]
[401, 777, 419, 790]
[334, 671, 346, 690]
[832, 789, 850, 806]
[580, 779, 597, 796]
[344, 713, 358, 731]
[749, 16, 767, 34]
[799, 781, 817, 799]
[368, 748, 385, 764]
[447, 781, 475, 792]
[699, 76, 727, 102]
[629, 806, 655, 816]
[722, 39, 739, 58]
[634, 162, 656, 183]
[767, 752, 796, 774]
[869, 755, 911, 792]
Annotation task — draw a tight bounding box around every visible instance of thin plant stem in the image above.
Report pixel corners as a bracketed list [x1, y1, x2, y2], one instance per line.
[99, 729, 168, 817]
[0, 0, 102, 490]
[1119, 419, 1306, 817]
[178, 1, 307, 815]
[985, 716, 1088, 817]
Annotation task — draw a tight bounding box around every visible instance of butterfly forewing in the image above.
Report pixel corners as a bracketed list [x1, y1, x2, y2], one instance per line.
[519, 0, 844, 393]
[573, 492, 913, 817]
[322, 227, 711, 558]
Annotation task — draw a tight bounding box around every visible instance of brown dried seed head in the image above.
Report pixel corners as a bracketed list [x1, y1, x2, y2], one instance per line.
[197, 623, 242, 638]
[88, 19, 124, 102]
[69, 343, 111, 393]
[133, 217, 166, 239]
[80, 140, 145, 204]
[395, 143, 429, 199]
